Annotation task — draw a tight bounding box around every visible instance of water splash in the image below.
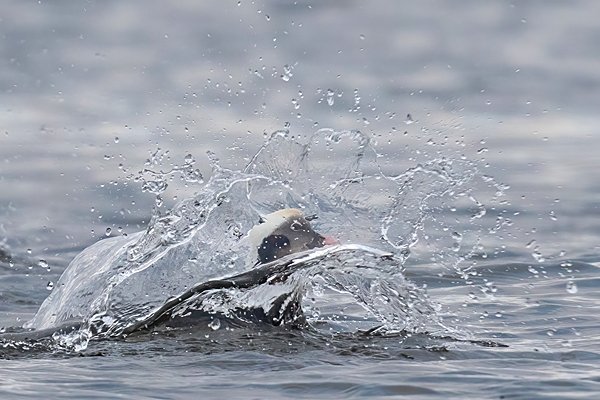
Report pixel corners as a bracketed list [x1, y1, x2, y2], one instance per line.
[15, 128, 505, 350]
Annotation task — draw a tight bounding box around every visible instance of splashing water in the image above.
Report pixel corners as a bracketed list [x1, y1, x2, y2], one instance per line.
[15, 129, 505, 351]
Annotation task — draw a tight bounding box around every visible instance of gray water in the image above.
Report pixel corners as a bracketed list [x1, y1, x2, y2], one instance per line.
[1, 1, 600, 398]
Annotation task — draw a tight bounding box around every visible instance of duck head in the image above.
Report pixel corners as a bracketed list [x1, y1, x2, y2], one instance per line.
[249, 208, 334, 264]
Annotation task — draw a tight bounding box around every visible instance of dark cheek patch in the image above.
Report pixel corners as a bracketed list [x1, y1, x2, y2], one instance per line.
[258, 234, 291, 263]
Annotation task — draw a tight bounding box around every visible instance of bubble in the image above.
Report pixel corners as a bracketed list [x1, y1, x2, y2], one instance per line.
[566, 281, 578, 294]
[208, 318, 221, 330]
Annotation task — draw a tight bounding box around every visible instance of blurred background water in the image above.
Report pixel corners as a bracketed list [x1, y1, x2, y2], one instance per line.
[1, 1, 600, 398]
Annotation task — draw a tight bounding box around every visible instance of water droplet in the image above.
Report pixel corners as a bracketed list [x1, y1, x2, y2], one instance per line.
[184, 154, 195, 164]
[280, 64, 293, 81]
[549, 211, 557, 221]
[531, 251, 545, 262]
[46, 281, 54, 290]
[566, 281, 578, 294]
[326, 89, 334, 106]
[105, 227, 112, 236]
[114, 136, 119, 143]
[27, 249, 32, 255]
[142, 179, 168, 194]
[404, 114, 415, 124]
[527, 266, 538, 274]
[38, 259, 48, 269]
[208, 318, 221, 330]
[353, 89, 361, 107]
[359, 34, 365, 40]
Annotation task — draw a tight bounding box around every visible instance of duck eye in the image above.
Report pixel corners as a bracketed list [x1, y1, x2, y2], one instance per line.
[290, 220, 302, 231]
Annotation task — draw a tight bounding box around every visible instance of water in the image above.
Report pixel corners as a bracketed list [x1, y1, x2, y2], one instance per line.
[1, 0, 600, 398]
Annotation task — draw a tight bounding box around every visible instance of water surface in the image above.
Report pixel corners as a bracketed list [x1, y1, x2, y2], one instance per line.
[1, 1, 600, 398]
